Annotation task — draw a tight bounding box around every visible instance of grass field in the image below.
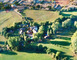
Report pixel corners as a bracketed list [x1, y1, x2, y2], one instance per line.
[62, 11, 77, 16]
[0, 51, 52, 60]
[0, 11, 22, 32]
[23, 10, 62, 23]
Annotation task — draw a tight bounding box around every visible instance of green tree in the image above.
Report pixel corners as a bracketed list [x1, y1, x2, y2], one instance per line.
[71, 31, 77, 54]
[52, 22, 61, 34]
[38, 25, 45, 35]
[62, 19, 72, 28]
[13, 1, 20, 5]
[7, 37, 24, 51]
[74, 21, 77, 28]
[36, 5, 41, 9]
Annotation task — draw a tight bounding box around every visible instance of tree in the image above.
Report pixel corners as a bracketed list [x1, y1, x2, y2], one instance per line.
[62, 19, 72, 28]
[74, 21, 77, 28]
[47, 25, 53, 36]
[71, 31, 77, 54]
[36, 5, 41, 9]
[47, 6, 51, 10]
[38, 25, 45, 35]
[13, 1, 20, 5]
[33, 32, 43, 42]
[7, 37, 24, 51]
[51, 22, 61, 34]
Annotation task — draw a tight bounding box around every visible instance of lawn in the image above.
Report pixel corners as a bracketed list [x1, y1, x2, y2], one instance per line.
[0, 51, 52, 60]
[23, 10, 62, 23]
[61, 11, 77, 16]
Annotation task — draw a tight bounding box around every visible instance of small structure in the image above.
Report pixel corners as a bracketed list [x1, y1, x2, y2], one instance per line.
[27, 26, 38, 38]
[11, 4, 17, 8]
[30, 26, 38, 33]
[19, 28, 25, 34]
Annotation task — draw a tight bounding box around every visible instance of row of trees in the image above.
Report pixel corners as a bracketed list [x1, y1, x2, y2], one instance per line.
[27, 4, 57, 11]
[7, 36, 48, 53]
[0, 2, 11, 10]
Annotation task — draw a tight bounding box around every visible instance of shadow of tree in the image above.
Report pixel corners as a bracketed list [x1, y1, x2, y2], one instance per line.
[62, 55, 73, 60]
[25, 17, 33, 21]
[50, 41, 71, 46]
[56, 37, 71, 41]
[47, 48, 73, 60]
[0, 50, 17, 55]
[50, 49, 65, 54]
[0, 41, 5, 45]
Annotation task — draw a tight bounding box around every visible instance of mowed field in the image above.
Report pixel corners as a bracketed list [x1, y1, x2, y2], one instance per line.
[0, 11, 22, 32]
[0, 52, 52, 60]
[23, 10, 62, 23]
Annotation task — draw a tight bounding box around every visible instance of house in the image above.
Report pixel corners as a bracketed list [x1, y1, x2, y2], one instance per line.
[26, 26, 38, 38]
[11, 4, 17, 8]
[0, 0, 9, 3]
[55, 0, 70, 6]
[19, 28, 25, 34]
[30, 26, 38, 33]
